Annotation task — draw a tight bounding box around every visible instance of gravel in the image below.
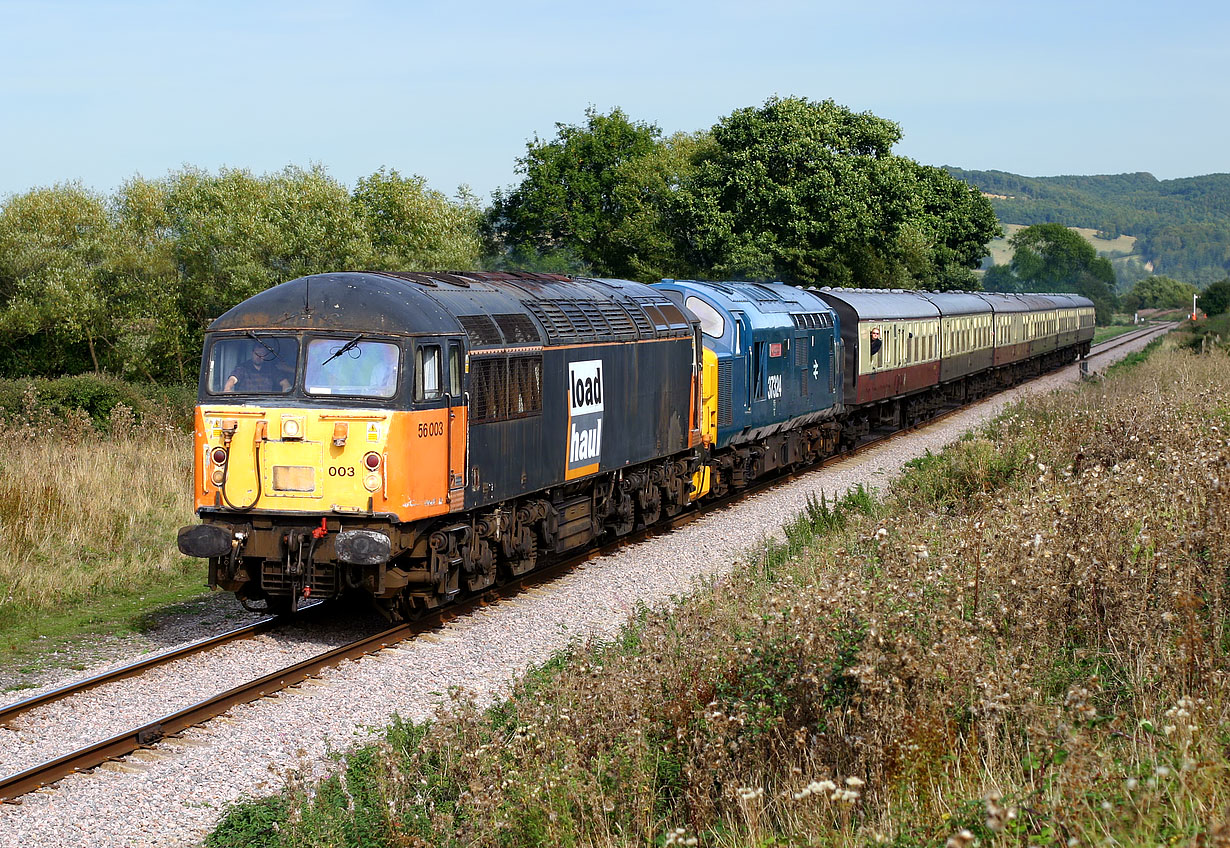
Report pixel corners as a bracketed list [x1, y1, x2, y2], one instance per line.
[0, 329, 1165, 848]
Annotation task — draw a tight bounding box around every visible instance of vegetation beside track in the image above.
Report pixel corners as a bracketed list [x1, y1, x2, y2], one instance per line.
[0, 382, 203, 680]
[210, 343, 1228, 847]
[1092, 321, 1144, 345]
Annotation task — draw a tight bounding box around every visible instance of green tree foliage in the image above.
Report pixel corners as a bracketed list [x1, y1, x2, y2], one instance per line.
[352, 168, 482, 270]
[164, 165, 371, 330]
[1199, 278, 1230, 316]
[676, 97, 999, 289]
[0, 183, 117, 375]
[487, 107, 668, 279]
[1008, 223, 1119, 322]
[1120, 275, 1199, 312]
[0, 165, 483, 382]
[982, 263, 1020, 293]
[490, 98, 1000, 290]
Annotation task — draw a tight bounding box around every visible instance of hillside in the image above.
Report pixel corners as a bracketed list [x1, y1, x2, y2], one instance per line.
[947, 168, 1230, 286]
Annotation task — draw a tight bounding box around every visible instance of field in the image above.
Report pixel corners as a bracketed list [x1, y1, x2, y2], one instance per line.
[984, 223, 1139, 268]
[208, 343, 1230, 847]
[0, 385, 204, 678]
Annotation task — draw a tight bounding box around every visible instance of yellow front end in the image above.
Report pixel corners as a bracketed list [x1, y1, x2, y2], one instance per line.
[690, 347, 720, 501]
[194, 405, 457, 522]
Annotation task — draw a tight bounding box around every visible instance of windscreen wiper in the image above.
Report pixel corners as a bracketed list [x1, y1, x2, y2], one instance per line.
[247, 331, 279, 357]
[320, 334, 364, 367]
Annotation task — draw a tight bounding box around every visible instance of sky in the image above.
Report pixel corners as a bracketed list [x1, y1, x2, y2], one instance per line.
[2, 0, 1228, 202]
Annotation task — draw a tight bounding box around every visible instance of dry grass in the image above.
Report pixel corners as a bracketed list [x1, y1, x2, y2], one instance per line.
[0, 390, 196, 610]
[212, 347, 1230, 848]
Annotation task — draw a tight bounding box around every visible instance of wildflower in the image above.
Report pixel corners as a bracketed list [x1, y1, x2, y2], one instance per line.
[845, 776, 865, 787]
[946, 829, 976, 848]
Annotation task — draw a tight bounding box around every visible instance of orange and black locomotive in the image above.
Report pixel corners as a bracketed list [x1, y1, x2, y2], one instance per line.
[177, 271, 710, 617]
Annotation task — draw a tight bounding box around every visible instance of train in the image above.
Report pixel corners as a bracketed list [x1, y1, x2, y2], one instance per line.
[176, 271, 1094, 617]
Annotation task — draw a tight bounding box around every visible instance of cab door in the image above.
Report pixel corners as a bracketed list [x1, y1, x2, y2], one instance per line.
[445, 339, 467, 509]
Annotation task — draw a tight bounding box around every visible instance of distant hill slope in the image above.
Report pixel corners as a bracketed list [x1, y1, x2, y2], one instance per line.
[946, 168, 1230, 286]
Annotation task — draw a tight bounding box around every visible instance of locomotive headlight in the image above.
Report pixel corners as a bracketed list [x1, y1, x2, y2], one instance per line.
[363, 472, 381, 492]
[363, 451, 381, 471]
[211, 446, 228, 466]
[281, 415, 304, 440]
[210, 468, 226, 486]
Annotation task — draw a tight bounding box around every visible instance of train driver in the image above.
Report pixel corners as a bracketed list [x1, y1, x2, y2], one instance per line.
[224, 342, 293, 393]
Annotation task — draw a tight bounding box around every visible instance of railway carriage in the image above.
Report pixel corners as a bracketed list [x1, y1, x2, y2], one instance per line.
[811, 288, 940, 407]
[918, 291, 995, 384]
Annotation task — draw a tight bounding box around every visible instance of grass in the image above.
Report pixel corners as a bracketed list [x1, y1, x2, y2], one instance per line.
[1092, 322, 1143, 344]
[208, 343, 1230, 848]
[0, 388, 207, 675]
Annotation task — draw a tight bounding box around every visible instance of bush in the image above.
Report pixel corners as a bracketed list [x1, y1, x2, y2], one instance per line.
[0, 375, 194, 431]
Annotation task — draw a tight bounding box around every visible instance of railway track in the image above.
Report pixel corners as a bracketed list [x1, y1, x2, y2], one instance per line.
[0, 321, 1172, 803]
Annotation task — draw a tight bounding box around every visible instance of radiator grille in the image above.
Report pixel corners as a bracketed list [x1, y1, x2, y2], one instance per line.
[717, 359, 733, 427]
[468, 354, 543, 424]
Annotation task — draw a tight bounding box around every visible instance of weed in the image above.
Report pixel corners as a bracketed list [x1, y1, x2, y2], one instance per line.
[207, 347, 1230, 848]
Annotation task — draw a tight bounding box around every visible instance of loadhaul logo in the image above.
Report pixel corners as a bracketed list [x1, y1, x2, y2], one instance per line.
[566, 359, 604, 479]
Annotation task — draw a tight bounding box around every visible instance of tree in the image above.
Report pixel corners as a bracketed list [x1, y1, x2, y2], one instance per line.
[163, 165, 371, 344]
[488, 107, 666, 278]
[982, 263, 1020, 292]
[674, 96, 999, 287]
[0, 183, 116, 375]
[1120, 275, 1199, 312]
[1009, 224, 1119, 322]
[352, 168, 482, 270]
[1199, 278, 1230, 315]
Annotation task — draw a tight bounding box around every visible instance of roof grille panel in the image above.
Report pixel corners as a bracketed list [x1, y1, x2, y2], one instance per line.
[457, 314, 503, 348]
[493, 313, 542, 345]
[597, 302, 638, 338]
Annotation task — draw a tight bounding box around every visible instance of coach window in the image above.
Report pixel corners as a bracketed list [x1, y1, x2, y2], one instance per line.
[415, 344, 442, 402]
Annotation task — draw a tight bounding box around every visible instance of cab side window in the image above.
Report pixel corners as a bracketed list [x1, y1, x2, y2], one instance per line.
[448, 343, 462, 397]
[415, 345, 441, 402]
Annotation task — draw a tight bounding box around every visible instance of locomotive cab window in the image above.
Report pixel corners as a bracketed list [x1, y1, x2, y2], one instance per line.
[415, 344, 442, 402]
[685, 296, 726, 339]
[449, 343, 463, 398]
[208, 334, 298, 395]
[304, 338, 400, 398]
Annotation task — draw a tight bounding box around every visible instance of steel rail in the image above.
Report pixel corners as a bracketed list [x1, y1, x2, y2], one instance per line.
[0, 324, 1173, 803]
[0, 552, 590, 803]
[0, 617, 279, 729]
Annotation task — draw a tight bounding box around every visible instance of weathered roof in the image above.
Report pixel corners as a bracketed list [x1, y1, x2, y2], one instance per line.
[915, 291, 993, 316]
[208, 271, 693, 347]
[811, 287, 942, 321]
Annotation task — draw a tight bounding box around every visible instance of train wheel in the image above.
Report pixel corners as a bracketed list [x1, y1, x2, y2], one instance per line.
[638, 485, 662, 527]
[464, 539, 496, 593]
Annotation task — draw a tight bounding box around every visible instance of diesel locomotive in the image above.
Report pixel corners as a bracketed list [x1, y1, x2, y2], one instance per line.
[177, 271, 1094, 617]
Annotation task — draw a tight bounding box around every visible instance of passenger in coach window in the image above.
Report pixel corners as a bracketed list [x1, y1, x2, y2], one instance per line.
[224, 342, 292, 393]
[868, 325, 883, 357]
